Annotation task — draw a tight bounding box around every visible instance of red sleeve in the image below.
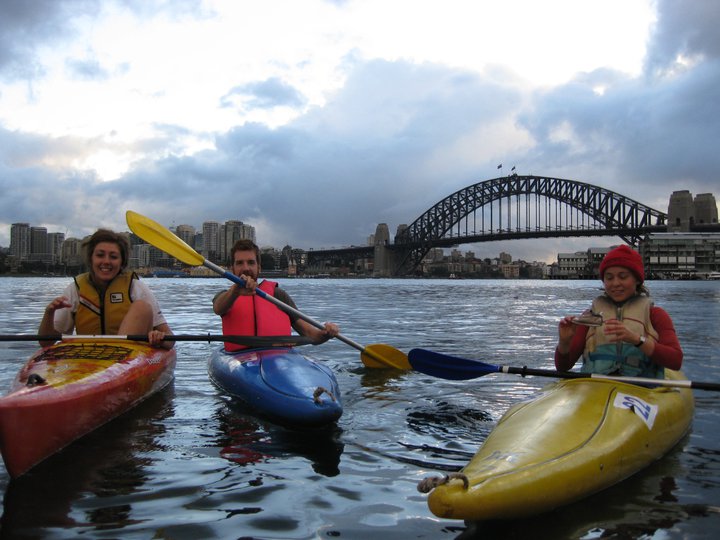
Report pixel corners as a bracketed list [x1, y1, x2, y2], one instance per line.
[555, 325, 589, 370]
[649, 306, 683, 370]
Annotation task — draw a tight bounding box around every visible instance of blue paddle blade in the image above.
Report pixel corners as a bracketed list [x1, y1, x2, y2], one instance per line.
[409, 348, 500, 380]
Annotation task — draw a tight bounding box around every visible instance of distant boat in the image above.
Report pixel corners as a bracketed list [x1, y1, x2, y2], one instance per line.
[708, 272, 720, 280]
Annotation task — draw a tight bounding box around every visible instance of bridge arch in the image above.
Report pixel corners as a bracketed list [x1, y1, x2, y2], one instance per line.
[391, 175, 668, 275]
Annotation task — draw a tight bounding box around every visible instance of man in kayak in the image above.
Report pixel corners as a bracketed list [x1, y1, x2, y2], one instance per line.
[555, 244, 682, 378]
[38, 229, 174, 349]
[213, 239, 339, 351]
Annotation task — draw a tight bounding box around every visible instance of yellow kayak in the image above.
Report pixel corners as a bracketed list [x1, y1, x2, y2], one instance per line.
[422, 370, 694, 521]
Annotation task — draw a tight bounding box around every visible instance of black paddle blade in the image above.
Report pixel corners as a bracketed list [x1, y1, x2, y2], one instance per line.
[408, 348, 499, 380]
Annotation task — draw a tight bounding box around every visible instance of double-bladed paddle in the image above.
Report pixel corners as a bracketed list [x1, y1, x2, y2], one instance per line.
[408, 348, 720, 391]
[0, 334, 315, 347]
[125, 210, 410, 369]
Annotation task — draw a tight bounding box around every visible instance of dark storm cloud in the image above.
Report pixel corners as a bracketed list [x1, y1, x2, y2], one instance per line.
[646, 0, 720, 70]
[516, 0, 720, 212]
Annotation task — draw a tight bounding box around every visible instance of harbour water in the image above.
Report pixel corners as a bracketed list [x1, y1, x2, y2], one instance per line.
[0, 277, 719, 539]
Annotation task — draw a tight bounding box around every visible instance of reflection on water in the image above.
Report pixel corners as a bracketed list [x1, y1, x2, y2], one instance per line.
[214, 400, 345, 476]
[1, 383, 175, 537]
[0, 277, 719, 538]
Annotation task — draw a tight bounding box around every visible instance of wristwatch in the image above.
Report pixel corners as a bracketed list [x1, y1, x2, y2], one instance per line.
[635, 335, 646, 347]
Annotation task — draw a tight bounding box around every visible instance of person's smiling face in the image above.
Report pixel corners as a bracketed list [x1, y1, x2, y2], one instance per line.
[91, 241, 123, 285]
[602, 266, 639, 303]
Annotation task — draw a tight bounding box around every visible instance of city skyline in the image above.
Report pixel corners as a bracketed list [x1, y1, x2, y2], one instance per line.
[6, 184, 719, 267]
[4, 217, 558, 268]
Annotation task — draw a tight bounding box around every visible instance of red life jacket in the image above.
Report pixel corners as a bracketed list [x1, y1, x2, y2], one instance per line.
[221, 280, 292, 351]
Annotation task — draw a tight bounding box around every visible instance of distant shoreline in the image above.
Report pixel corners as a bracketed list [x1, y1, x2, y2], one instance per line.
[0, 273, 715, 281]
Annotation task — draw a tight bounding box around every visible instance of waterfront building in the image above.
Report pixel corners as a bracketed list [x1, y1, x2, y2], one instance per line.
[555, 251, 590, 278]
[641, 232, 720, 278]
[500, 263, 520, 278]
[554, 247, 614, 279]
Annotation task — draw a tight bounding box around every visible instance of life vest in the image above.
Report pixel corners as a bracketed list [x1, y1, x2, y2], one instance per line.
[582, 294, 663, 378]
[73, 271, 137, 335]
[221, 280, 292, 351]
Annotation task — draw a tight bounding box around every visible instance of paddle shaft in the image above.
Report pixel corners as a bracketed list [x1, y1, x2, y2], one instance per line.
[0, 334, 314, 346]
[408, 348, 720, 391]
[497, 365, 720, 392]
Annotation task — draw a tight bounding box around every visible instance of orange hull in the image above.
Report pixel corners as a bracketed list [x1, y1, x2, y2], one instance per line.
[0, 339, 176, 478]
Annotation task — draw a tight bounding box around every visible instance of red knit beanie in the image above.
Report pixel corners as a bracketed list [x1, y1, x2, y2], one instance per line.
[599, 245, 644, 283]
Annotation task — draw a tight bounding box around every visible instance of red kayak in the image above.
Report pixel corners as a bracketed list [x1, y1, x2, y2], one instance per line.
[0, 338, 176, 478]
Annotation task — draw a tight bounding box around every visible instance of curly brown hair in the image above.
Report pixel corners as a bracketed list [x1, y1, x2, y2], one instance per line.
[82, 229, 131, 271]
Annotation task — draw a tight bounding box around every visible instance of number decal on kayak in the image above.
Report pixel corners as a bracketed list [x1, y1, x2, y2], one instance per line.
[614, 392, 658, 430]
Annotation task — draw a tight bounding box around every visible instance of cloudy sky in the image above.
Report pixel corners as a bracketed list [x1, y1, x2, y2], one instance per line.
[1, 0, 718, 262]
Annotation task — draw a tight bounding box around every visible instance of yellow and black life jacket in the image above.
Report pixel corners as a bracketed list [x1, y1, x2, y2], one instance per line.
[73, 271, 137, 335]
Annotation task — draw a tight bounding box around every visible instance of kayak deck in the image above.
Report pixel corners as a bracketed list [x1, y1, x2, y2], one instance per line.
[0, 339, 176, 478]
[208, 346, 342, 428]
[423, 371, 694, 521]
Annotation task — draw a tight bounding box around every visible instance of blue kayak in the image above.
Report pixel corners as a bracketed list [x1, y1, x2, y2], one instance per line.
[207, 347, 342, 428]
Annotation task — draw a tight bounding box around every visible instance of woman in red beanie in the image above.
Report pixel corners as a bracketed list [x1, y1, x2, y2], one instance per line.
[555, 244, 682, 378]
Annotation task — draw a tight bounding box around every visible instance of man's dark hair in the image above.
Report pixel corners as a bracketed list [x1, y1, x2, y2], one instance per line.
[230, 239, 260, 265]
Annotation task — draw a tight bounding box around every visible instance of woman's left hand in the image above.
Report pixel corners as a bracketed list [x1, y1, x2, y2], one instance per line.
[148, 330, 169, 348]
[603, 318, 639, 345]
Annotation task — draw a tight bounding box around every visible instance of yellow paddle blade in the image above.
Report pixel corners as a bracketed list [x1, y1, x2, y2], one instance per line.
[126, 210, 205, 267]
[361, 344, 411, 370]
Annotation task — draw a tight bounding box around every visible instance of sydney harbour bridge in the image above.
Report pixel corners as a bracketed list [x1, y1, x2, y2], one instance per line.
[305, 175, 672, 277]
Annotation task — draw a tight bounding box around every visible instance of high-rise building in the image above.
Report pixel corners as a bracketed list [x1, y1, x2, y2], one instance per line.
[175, 224, 195, 248]
[10, 223, 30, 260]
[30, 226, 50, 263]
[221, 220, 256, 262]
[61, 238, 83, 268]
[202, 221, 220, 262]
[48, 232, 65, 264]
